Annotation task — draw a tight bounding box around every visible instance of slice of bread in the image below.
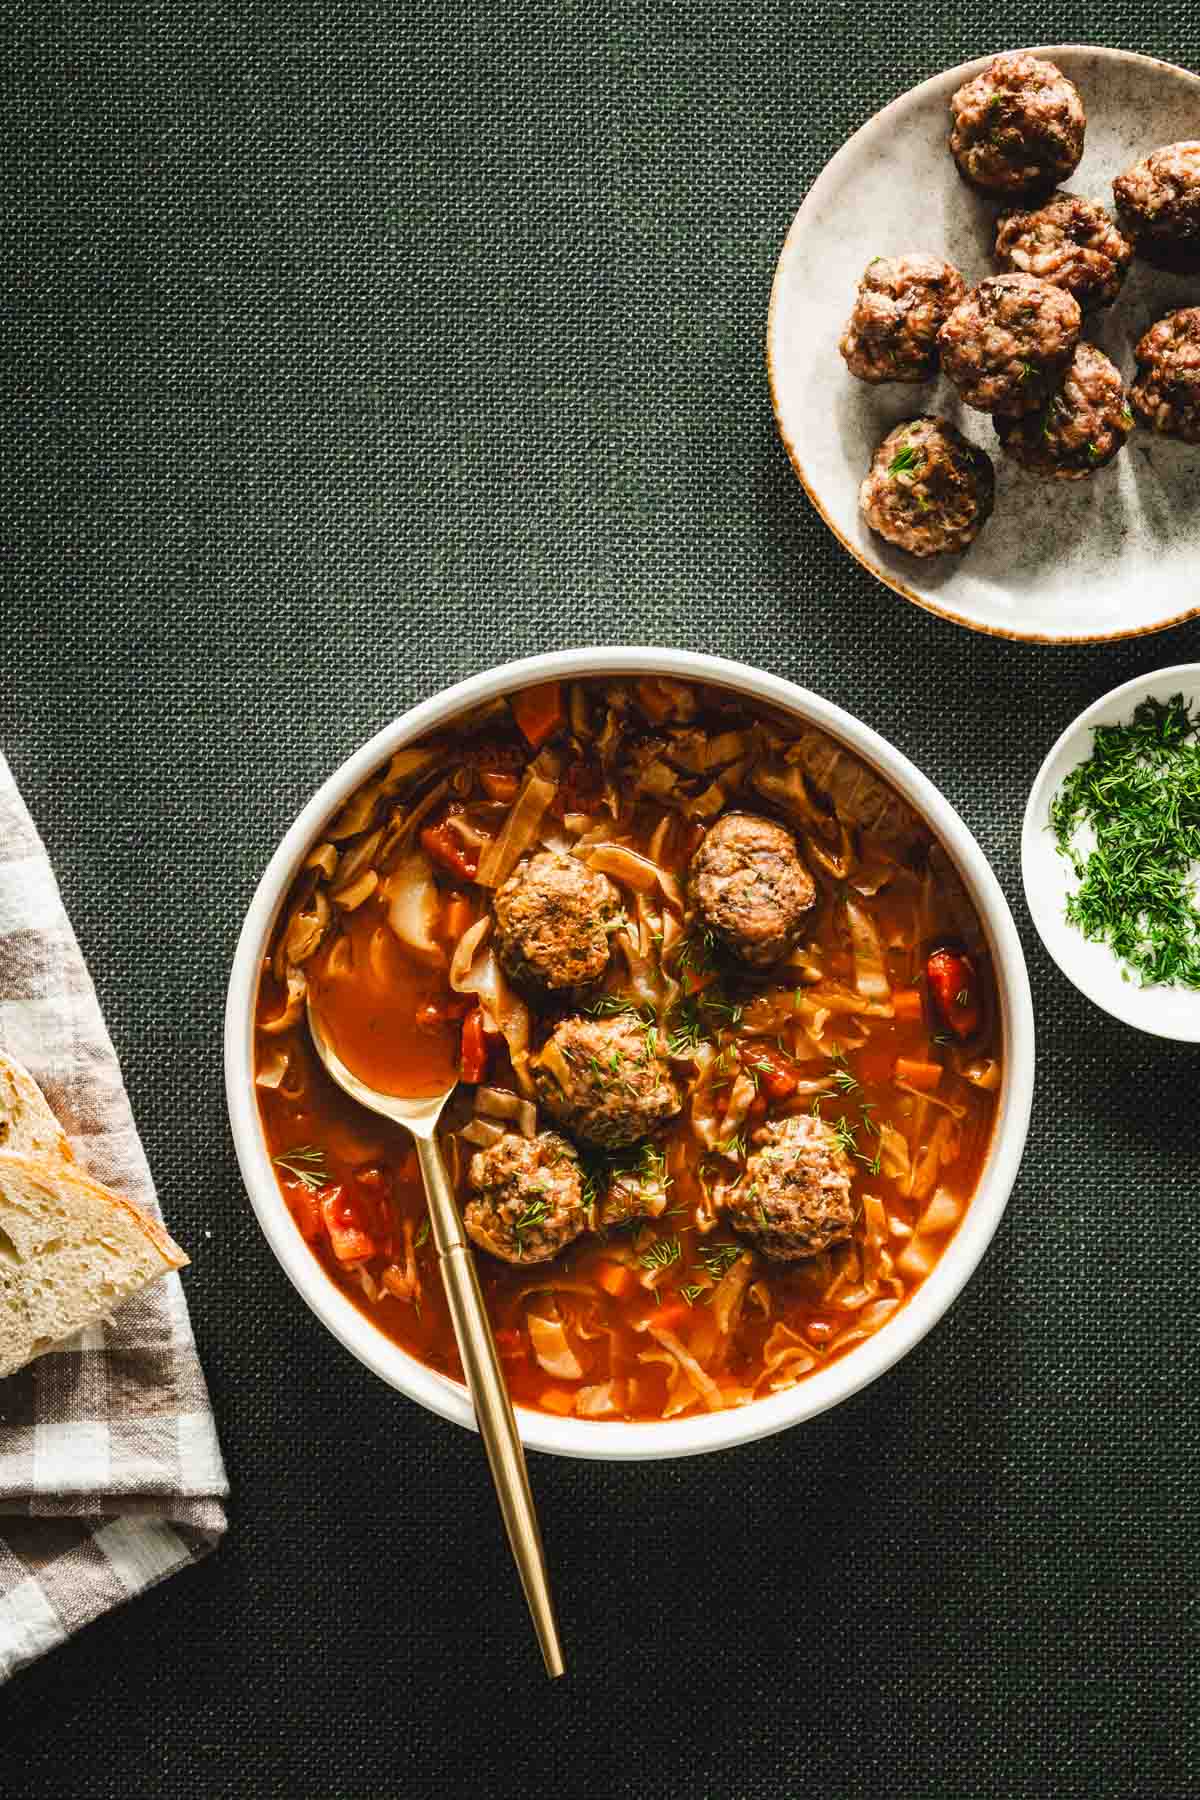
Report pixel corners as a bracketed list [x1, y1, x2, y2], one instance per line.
[0, 1050, 74, 1165]
[0, 1152, 189, 1378]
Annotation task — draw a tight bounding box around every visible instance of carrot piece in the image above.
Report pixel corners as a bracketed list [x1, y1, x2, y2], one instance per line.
[743, 1042, 799, 1101]
[893, 1056, 943, 1092]
[539, 1387, 577, 1416]
[442, 892, 475, 943]
[891, 987, 924, 1023]
[595, 1259, 636, 1300]
[478, 769, 520, 803]
[647, 1299, 692, 1333]
[511, 681, 565, 750]
[459, 1006, 488, 1084]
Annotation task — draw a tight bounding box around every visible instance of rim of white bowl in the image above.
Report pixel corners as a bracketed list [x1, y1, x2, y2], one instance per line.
[1022, 662, 1200, 1040]
[225, 648, 1035, 1460]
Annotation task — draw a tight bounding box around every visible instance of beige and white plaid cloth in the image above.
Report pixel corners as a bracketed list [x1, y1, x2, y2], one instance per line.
[0, 750, 228, 1681]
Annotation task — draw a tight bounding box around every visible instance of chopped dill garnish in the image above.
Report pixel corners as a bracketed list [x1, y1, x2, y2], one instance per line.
[273, 1146, 329, 1191]
[511, 1198, 549, 1257]
[639, 1235, 682, 1272]
[1050, 692, 1200, 989]
[830, 1115, 859, 1159]
[888, 444, 921, 477]
[831, 1064, 859, 1094]
[955, 987, 970, 1007]
[700, 1242, 743, 1280]
[414, 1217, 431, 1249]
[584, 995, 648, 1021]
[718, 1130, 747, 1160]
[679, 1283, 710, 1307]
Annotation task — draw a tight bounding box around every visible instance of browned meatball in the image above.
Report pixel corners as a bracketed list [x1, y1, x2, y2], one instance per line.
[994, 193, 1132, 311]
[996, 343, 1132, 479]
[949, 52, 1085, 198]
[688, 813, 815, 969]
[725, 1115, 855, 1261]
[838, 253, 967, 384]
[859, 417, 994, 559]
[531, 1014, 682, 1150]
[938, 274, 1081, 416]
[1113, 142, 1200, 271]
[492, 851, 620, 998]
[464, 1131, 588, 1264]
[1129, 309, 1200, 445]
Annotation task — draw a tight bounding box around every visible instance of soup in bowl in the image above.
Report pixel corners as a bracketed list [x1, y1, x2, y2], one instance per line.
[226, 651, 1033, 1459]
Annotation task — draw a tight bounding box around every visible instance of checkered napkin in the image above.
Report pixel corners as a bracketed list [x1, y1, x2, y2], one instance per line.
[0, 751, 228, 1681]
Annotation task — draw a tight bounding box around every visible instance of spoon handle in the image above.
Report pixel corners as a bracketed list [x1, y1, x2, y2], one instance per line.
[413, 1132, 565, 1680]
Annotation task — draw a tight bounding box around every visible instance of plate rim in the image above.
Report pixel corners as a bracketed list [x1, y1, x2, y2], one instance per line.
[766, 42, 1200, 645]
[1021, 660, 1200, 1038]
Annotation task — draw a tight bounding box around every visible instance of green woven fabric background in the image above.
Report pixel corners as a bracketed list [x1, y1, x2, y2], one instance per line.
[3, 5, 1198, 1795]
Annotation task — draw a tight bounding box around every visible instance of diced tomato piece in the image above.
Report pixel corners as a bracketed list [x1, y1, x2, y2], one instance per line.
[288, 1186, 323, 1242]
[646, 1299, 691, 1333]
[320, 1188, 376, 1263]
[891, 987, 924, 1023]
[743, 1042, 799, 1101]
[551, 758, 604, 818]
[926, 947, 981, 1040]
[804, 1317, 834, 1347]
[420, 823, 479, 881]
[459, 1005, 489, 1084]
[539, 1386, 577, 1416]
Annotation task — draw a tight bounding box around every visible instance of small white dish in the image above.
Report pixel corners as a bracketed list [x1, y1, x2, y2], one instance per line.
[1022, 663, 1200, 1039]
[768, 45, 1200, 643]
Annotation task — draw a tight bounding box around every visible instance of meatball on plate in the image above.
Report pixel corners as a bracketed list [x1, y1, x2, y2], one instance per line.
[769, 44, 1200, 641]
[949, 52, 1085, 199]
[993, 192, 1132, 312]
[839, 253, 966, 384]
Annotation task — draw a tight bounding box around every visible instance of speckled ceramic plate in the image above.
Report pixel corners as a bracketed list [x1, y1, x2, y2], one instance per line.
[768, 45, 1200, 643]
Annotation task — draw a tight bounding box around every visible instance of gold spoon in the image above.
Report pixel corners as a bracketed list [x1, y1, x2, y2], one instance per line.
[306, 994, 565, 1679]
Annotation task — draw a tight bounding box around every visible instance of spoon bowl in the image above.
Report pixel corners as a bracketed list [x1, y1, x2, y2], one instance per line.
[305, 994, 565, 1678]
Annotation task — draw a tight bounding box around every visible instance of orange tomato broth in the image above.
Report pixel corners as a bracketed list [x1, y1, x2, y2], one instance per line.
[254, 679, 1001, 1422]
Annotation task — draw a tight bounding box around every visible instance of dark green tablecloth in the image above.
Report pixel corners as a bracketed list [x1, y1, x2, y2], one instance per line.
[3, 5, 1198, 1795]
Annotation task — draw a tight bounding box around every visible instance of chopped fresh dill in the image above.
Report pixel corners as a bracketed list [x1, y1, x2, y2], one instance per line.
[955, 987, 970, 1007]
[273, 1146, 329, 1191]
[830, 1115, 859, 1158]
[679, 1283, 710, 1307]
[639, 1235, 682, 1272]
[888, 444, 921, 477]
[511, 1198, 549, 1256]
[414, 1217, 431, 1249]
[700, 1242, 743, 1280]
[1050, 693, 1200, 988]
[584, 995, 648, 1021]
